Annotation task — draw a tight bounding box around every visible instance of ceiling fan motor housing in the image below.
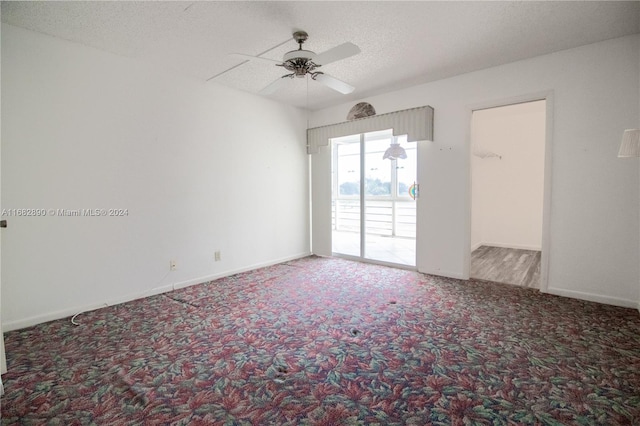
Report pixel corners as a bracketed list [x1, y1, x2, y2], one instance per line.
[282, 50, 319, 77]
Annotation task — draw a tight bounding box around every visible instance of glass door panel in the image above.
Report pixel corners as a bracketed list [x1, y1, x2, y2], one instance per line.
[389, 135, 417, 266]
[332, 134, 361, 257]
[364, 133, 393, 261]
[395, 136, 417, 242]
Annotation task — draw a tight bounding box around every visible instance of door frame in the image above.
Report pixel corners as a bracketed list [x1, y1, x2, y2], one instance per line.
[463, 91, 554, 292]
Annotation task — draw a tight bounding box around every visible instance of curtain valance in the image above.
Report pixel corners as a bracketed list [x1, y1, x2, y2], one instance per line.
[307, 105, 434, 154]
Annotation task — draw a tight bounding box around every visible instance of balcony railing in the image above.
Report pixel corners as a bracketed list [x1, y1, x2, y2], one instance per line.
[331, 199, 416, 238]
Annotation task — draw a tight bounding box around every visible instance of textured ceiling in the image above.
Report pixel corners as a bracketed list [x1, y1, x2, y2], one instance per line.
[2, 1, 639, 110]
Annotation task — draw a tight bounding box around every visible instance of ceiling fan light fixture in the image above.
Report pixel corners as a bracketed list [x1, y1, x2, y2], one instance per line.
[383, 143, 407, 160]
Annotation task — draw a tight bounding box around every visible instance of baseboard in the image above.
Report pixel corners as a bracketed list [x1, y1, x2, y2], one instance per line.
[470, 242, 483, 252]
[418, 268, 466, 280]
[479, 242, 542, 251]
[3, 301, 112, 332]
[3, 251, 311, 332]
[546, 287, 639, 309]
[171, 252, 311, 290]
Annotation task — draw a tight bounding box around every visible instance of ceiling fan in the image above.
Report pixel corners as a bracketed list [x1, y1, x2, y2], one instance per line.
[231, 31, 360, 95]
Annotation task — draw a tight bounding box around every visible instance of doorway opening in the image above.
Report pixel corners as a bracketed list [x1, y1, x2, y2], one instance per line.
[331, 129, 417, 267]
[470, 100, 546, 287]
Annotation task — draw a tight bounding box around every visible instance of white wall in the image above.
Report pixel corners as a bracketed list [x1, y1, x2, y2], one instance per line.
[471, 100, 546, 251]
[311, 34, 640, 308]
[1, 25, 310, 331]
[0, 15, 6, 381]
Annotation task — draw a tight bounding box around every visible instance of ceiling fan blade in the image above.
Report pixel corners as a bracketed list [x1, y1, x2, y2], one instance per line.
[313, 73, 355, 94]
[314, 42, 360, 66]
[259, 76, 291, 95]
[229, 53, 282, 65]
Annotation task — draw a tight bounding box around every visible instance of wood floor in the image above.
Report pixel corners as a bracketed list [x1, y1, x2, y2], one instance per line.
[471, 245, 541, 288]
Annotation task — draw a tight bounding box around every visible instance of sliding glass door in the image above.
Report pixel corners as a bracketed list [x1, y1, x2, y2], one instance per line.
[332, 129, 416, 267]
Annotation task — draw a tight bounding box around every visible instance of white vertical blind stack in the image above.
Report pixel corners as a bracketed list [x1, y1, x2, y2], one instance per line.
[306, 105, 434, 154]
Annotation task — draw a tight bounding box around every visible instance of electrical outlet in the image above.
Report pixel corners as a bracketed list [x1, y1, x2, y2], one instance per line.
[214, 251, 221, 262]
[170, 260, 177, 271]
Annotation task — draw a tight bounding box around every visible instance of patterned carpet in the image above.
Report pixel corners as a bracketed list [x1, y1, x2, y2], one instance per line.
[2, 256, 640, 425]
